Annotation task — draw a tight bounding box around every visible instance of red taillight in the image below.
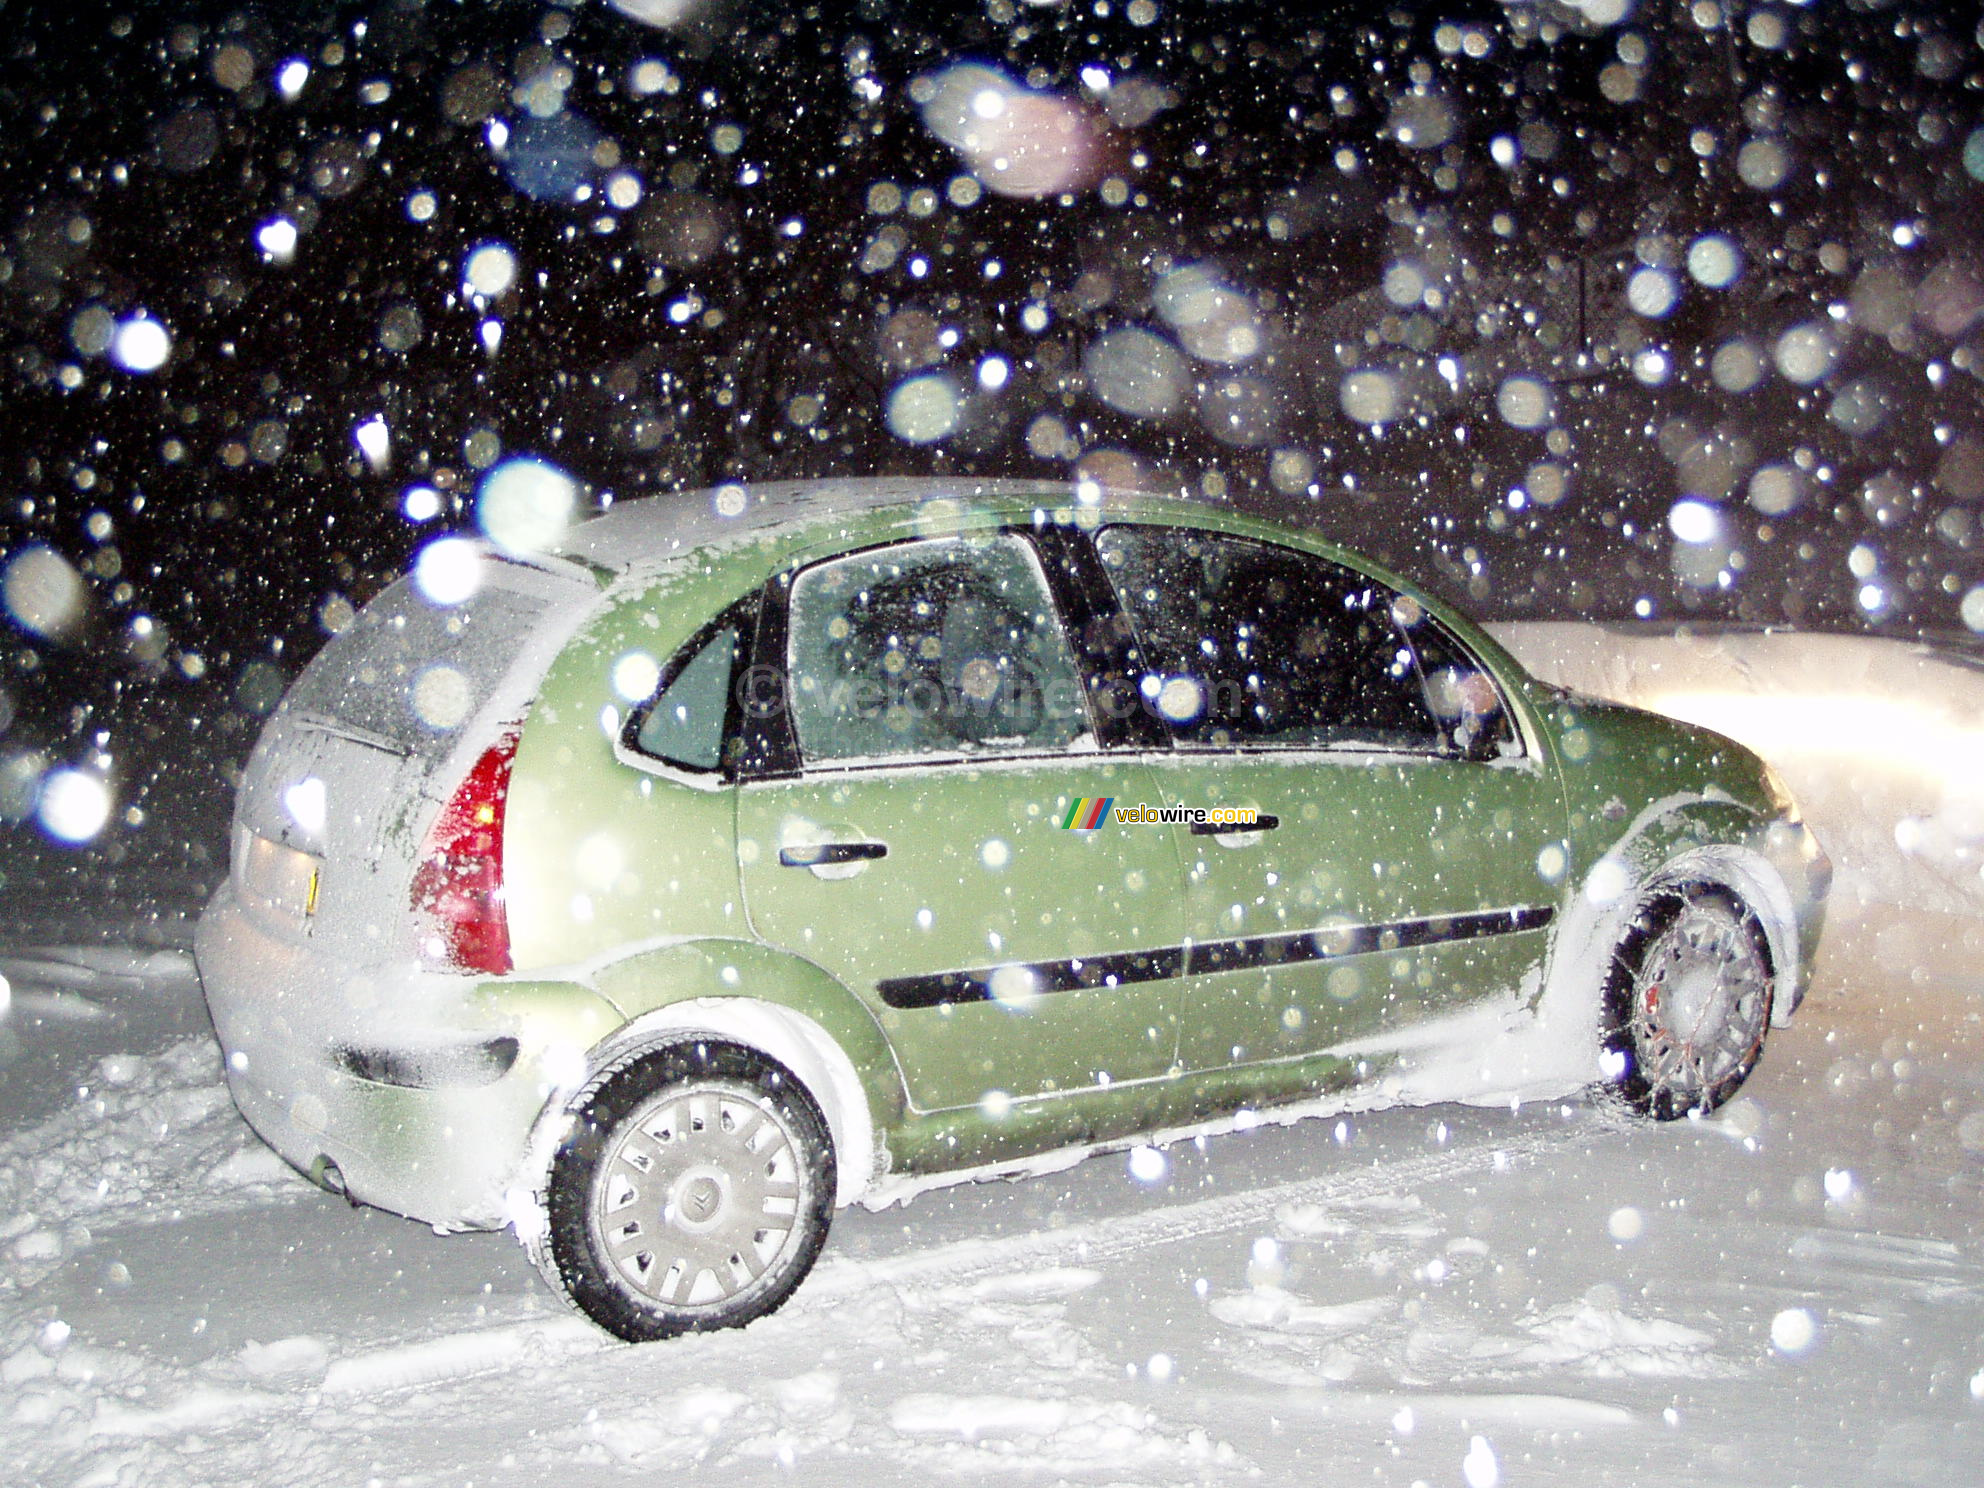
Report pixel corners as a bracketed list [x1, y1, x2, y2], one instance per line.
[410, 727, 518, 975]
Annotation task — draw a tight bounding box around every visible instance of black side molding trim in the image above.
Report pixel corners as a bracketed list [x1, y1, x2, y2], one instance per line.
[878, 945, 1187, 1011]
[876, 904, 1555, 1010]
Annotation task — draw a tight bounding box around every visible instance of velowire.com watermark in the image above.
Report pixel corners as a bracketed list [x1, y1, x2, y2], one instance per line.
[1058, 798, 1267, 831]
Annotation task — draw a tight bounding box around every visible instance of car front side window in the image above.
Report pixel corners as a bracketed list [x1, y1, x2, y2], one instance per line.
[1385, 595, 1518, 759]
[1094, 524, 1450, 753]
[784, 534, 1092, 765]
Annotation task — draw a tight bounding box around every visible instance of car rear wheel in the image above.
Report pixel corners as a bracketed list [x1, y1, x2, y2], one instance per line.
[1603, 884, 1774, 1120]
[536, 1039, 836, 1342]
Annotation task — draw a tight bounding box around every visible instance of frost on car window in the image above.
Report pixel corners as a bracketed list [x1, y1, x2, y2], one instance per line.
[281, 580, 550, 755]
[787, 535, 1088, 763]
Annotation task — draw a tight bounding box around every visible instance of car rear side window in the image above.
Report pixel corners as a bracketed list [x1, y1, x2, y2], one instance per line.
[631, 622, 741, 772]
[1094, 525, 1447, 752]
[281, 576, 555, 758]
[785, 534, 1091, 764]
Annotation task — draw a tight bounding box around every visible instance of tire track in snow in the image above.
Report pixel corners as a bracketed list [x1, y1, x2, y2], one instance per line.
[311, 1109, 1626, 1405]
[804, 1110, 1627, 1300]
[86, 1105, 1628, 1441]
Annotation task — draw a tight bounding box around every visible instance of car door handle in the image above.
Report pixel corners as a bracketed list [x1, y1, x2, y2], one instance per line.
[1190, 815, 1279, 836]
[779, 841, 889, 867]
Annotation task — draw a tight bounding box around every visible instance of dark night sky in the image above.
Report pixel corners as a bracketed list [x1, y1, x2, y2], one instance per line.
[1, 0, 1980, 922]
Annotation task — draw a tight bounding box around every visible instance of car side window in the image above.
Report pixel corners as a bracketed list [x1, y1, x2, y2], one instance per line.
[785, 534, 1091, 764]
[628, 620, 743, 773]
[1094, 524, 1449, 752]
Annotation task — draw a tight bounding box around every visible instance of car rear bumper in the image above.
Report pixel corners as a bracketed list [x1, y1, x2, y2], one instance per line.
[195, 885, 617, 1230]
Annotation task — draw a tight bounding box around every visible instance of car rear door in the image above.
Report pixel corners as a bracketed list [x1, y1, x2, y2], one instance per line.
[734, 528, 1185, 1115]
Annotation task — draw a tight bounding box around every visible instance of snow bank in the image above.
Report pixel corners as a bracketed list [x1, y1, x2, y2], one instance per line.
[1493, 624, 1984, 918]
[0, 1034, 308, 1293]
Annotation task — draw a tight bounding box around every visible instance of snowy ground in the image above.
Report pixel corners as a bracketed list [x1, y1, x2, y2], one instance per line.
[3, 628, 1982, 1487]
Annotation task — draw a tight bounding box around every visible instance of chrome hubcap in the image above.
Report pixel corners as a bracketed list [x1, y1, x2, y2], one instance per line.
[593, 1082, 805, 1308]
[1633, 899, 1768, 1105]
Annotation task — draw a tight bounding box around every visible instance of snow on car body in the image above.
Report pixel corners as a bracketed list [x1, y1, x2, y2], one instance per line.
[195, 477, 1830, 1341]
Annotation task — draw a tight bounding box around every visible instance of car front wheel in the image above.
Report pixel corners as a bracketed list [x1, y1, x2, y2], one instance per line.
[536, 1039, 836, 1342]
[1603, 884, 1775, 1120]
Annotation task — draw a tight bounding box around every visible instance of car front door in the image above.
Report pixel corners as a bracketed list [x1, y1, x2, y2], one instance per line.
[734, 529, 1184, 1115]
[1091, 524, 1571, 1073]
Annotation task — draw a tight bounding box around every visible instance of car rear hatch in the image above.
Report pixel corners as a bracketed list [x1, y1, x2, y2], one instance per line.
[228, 549, 602, 952]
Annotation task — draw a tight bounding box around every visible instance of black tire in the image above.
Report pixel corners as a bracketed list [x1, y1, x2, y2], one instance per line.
[535, 1039, 836, 1343]
[1602, 883, 1775, 1120]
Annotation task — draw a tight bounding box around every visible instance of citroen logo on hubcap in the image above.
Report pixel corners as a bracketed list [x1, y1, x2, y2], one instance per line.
[682, 1175, 721, 1220]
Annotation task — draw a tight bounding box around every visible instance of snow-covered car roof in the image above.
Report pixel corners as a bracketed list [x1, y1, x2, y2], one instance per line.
[552, 476, 1080, 572]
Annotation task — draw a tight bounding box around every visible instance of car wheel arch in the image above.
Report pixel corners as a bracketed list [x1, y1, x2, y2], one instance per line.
[580, 996, 887, 1209]
[512, 943, 906, 1219]
[1625, 844, 1801, 1027]
[1548, 833, 1804, 1037]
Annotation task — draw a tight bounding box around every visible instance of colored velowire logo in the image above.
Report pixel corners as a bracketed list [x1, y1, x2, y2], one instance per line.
[1059, 796, 1115, 831]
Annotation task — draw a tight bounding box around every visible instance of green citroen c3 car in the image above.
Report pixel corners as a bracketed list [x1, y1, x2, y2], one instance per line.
[195, 477, 1829, 1342]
